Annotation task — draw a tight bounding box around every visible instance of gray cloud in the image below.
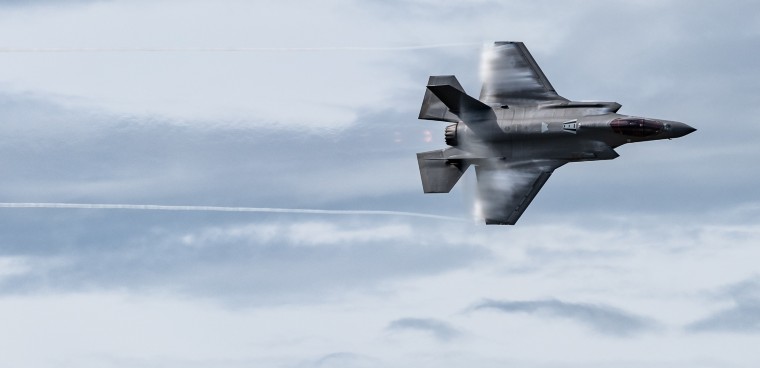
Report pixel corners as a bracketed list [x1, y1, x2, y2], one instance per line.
[687, 277, 760, 333]
[473, 299, 659, 337]
[386, 317, 461, 341]
[0, 90, 455, 211]
[0, 89, 488, 305]
[0, 216, 487, 305]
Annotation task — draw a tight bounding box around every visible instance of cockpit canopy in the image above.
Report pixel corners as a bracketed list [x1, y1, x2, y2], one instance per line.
[610, 118, 664, 137]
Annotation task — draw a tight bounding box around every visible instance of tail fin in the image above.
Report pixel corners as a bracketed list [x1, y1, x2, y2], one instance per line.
[419, 75, 500, 138]
[418, 75, 465, 122]
[425, 84, 491, 117]
[416, 149, 470, 193]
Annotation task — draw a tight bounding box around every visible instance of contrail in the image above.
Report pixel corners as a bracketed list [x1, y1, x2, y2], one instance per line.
[0, 202, 464, 221]
[0, 43, 480, 53]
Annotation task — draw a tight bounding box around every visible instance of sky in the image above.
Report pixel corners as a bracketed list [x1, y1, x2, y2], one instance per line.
[0, 0, 759, 367]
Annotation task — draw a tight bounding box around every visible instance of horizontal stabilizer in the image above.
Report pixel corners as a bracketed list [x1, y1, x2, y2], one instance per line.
[417, 149, 470, 193]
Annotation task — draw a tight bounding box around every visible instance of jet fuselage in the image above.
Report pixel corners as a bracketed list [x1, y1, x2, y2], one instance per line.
[449, 102, 695, 163]
[416, 41, 695, 225]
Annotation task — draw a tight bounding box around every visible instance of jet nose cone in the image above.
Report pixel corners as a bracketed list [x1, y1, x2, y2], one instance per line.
[664, 120, 696, 138]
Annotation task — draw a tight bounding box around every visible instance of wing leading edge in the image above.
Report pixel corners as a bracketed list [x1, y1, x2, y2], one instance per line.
[475, 160, 567, 225]
[479, 41, 567, 106]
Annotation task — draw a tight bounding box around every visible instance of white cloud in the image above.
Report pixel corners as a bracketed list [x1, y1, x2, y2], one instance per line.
[176, 221, 414, 247]
[287, 222, 413, 246]
[2, 209, 760, 366]
[0, 256, 31, 279]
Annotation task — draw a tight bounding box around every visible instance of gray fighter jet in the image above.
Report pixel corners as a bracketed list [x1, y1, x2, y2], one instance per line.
[416, 41, 695, 225]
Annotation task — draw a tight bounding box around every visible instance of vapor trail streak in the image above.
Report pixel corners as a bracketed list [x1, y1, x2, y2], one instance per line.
[0, 203, 464, 221]
[0, 43, 480, 53]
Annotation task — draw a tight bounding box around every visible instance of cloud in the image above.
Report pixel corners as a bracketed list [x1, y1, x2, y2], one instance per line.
[0, 90, 444, 208]
[0, 0, 103, 7]
[0, 90, 484, 305]
[0, 0, 481, 129]
[473, 299, 659, 337]
[310, 352, 381, 368]
[0, 256, 31, 279]
[0, 217, 488, 305]
[1, 1, 760, 367]
[687, 277, 760, 333]
[386, 317, 461, 341]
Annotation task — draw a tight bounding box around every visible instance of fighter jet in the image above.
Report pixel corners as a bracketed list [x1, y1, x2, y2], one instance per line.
[416, 41, 695, 225]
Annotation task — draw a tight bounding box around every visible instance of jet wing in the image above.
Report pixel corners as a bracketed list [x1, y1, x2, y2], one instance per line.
[475, 160, 567, 225]
[479, 42, 568, 106]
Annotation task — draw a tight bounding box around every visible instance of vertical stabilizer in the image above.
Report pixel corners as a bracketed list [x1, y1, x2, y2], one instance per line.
[418, 75, 465, 122]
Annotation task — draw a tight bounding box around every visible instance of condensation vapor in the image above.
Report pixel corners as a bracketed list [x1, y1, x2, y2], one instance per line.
[0, 203, 464, 222]
[468, 42, 541, 222]
[479, 42, 497, 87]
